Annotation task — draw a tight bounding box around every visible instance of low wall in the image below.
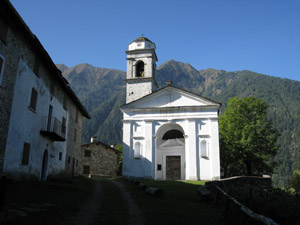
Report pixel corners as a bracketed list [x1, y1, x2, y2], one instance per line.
[205, 176, 272, 190]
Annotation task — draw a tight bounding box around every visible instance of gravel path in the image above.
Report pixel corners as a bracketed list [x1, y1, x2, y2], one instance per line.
[110, 180, 145, 225]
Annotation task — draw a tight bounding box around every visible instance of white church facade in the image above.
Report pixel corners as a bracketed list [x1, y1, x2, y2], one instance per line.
[121, 37, 221, 180]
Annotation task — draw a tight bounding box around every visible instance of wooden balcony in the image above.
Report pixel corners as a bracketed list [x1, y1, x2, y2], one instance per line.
[40, 116, 66, 142]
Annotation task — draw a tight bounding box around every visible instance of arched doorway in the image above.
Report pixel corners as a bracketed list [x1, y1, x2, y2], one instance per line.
[41, 149, 48, 181]
[156, 123, 185, 180]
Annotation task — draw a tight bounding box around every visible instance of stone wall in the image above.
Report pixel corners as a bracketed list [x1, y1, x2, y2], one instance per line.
[79, 142, 118, 177]
[205, 176, 272, 190]
[65, 106, 83, 177]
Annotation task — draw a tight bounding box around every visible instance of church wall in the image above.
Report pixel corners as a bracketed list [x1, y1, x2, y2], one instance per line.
[122, 108, 220, 180]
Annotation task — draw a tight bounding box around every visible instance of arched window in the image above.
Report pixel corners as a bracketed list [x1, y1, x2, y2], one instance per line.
[134, 142, 142, 159]
[136, 61, 144, 77]
[162, 129, 184, 140]
[200, 140, 209, 158]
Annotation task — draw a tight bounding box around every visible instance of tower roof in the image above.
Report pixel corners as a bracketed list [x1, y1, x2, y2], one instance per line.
[128, 36, 156, 51]
[133, 36, 154, 43]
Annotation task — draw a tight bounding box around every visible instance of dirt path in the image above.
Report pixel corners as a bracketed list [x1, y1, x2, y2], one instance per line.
[110, 180, 145, 225]
[69, 181, 103, 225]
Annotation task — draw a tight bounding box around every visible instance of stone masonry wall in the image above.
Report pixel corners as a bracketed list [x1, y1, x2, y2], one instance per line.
[65, 106, 83, 177]
[0, 12, 37, 174]
[79, 142, 118, 177]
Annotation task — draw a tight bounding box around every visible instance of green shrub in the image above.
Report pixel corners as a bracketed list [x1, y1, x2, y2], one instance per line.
[289, 169, 300, 194]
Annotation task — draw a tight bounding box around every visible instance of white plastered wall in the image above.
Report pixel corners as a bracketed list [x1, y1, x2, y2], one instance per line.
[3, 59, 68, 179]
[122, 106, 220, 181]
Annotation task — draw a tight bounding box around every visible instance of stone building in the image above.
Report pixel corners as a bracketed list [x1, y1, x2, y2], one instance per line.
[121, 37, 221, 180]
[79, 138, 119, 177]
[0, 0, 90, 180]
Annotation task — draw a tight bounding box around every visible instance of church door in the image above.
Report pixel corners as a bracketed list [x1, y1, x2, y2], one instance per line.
[166, 156, 181, 180]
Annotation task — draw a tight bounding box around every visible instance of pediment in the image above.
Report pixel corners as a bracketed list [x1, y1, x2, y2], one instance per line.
[122, 86, 220, 110]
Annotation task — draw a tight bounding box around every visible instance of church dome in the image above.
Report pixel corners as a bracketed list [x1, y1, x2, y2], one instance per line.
[128, 36, 156, 51]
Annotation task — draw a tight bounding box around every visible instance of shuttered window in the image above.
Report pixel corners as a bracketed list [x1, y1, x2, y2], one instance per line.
[22, 143, 30, 165]
[63, 95, 67, 110]
[61, 117, 66, 134]
[83, 166, 90, 174]
[33, 57, 40, 77]
[84, 150, 91, 157]
[0, 55, 4, 85]
[29, 88, 38, 111]
[0, 17, 8, 43]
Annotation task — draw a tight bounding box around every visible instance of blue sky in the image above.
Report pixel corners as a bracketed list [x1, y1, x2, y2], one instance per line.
[10, 0, 300, 81]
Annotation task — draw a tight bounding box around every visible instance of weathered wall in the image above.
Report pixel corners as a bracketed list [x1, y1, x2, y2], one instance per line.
[79, 142, 118, 177]
[0, 14, 28, 174]
[3, 59, 68, 180]
[0, 2, 88, 180]
[65, 105, 83, 177]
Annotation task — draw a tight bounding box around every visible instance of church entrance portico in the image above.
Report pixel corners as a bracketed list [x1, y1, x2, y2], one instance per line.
[155, 123, 185, 180]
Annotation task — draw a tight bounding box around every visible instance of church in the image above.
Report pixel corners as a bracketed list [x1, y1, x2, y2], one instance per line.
[121, 37, 221, 180]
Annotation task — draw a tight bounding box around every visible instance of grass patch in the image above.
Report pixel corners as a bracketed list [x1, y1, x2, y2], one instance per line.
[120, 179, 223, 225]
[3, 176, 96, 225]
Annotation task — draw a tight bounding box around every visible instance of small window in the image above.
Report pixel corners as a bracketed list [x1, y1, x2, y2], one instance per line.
[83, 166, 90, 174]
[157, 164, 162, 171]
[0, 17, 8, 43]
[134, 142, 142, 159]
[68, 156, 71, 164]
[59, 152, 62, 161]
[84, 150, 91, 157]
[22, 143, 30, 165]
[0, 55, 4, 85]
[200, 140, 209, 158]
[61, 117, 66, 135]
[63, 95, 67, 110]
[29, 88, 38, 111]
[33, 57, 40, 77]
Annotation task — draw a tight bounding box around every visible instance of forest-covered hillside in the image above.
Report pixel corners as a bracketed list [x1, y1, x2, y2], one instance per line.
[57, 61, 300, 187]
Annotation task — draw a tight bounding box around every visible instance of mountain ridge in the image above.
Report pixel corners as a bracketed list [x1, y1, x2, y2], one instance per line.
[57, 60, 300, 187]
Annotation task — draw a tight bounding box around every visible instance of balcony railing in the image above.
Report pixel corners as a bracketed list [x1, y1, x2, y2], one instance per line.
[40, 116, 66, 142]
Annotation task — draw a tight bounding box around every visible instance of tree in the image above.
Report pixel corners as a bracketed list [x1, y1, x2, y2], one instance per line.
[219, 96, 279, 177]
[289, 169, 300, 194]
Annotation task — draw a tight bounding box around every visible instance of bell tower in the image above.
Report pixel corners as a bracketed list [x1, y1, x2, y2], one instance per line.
[125, 37, 158, 103]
